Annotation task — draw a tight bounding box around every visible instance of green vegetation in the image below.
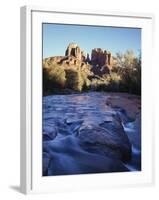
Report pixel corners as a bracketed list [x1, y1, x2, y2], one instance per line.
[43, 50, 141, 96]
[65, 69, 84, 92]
[43, 64, 66, 95]
[112, 50, 141, 94]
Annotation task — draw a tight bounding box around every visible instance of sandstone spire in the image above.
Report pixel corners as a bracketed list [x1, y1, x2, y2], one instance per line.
[65, 43, 82, 60]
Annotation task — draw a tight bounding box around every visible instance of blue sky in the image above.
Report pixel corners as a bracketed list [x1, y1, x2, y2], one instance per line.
[43, 23, 141, 59]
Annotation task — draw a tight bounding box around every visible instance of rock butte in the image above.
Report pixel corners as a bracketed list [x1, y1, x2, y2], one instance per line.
[43, 43, 117, 76]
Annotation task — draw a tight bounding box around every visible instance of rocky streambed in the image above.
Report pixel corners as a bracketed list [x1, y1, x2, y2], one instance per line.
[42, 92, 141, 176]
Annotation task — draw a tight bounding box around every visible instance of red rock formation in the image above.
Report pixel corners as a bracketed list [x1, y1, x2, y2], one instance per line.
[65, 43, 82, 60]
[91, 48, 112, 67]
[43, 44, 114, 77]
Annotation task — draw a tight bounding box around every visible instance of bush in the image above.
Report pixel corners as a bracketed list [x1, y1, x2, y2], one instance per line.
[48, 65, 66, 88]
[65, 69, 84, 92]
[105, 72, 121, 92]
[42, 50, 141, 95]
[113, 50, 141, 95]
[43, 64, 66, 95]
[81, 70, 91, 91]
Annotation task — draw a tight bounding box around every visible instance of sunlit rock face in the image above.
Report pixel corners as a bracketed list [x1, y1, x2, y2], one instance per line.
[43, 43, 115, 78]
[65, 43, 82, 60]
[91, 48, 112, 67]
[90, 48, 113, 76]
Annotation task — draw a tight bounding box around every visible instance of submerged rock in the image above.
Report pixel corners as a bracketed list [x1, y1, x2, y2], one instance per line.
[43, 126, 57, 141]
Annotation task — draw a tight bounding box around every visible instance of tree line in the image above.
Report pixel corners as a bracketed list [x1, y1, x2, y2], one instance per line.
[43, 50, 141, 96]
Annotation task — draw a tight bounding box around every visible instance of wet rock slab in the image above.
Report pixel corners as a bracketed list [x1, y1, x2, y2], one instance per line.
[77, 122, 131, 161]
[42, 92, 141, 176]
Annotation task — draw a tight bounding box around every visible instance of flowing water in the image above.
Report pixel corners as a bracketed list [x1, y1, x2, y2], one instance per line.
[43, 92, 141, 176]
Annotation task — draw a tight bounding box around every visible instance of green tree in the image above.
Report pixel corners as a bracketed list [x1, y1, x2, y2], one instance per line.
[113, 50, 141, 95]
[43, 64, 66, 95]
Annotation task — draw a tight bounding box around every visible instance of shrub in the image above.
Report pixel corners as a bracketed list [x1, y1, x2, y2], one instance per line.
[43, 64, 66, 95]
[105, 72, 121, 92]
[113, 50, 141, 95]
[81, 70, 91, 91]
[65, 69, 84, 92]
[42, 50, 141, 95]
[48, 65, 66, 88]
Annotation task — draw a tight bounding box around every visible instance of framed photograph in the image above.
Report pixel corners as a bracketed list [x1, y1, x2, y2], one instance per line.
[20, 6, 154, 194]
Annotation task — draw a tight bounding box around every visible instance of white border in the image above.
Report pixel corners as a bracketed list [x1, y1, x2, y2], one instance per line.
[20, 6, 154, 194]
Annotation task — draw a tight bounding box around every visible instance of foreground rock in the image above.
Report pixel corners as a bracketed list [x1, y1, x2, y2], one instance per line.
[43, 126, 57, 141]
[77, 114, 132, 162]
[42, 92, 141, 175]
[105, 93, 141, 149]
[43, 135, 128, 176]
